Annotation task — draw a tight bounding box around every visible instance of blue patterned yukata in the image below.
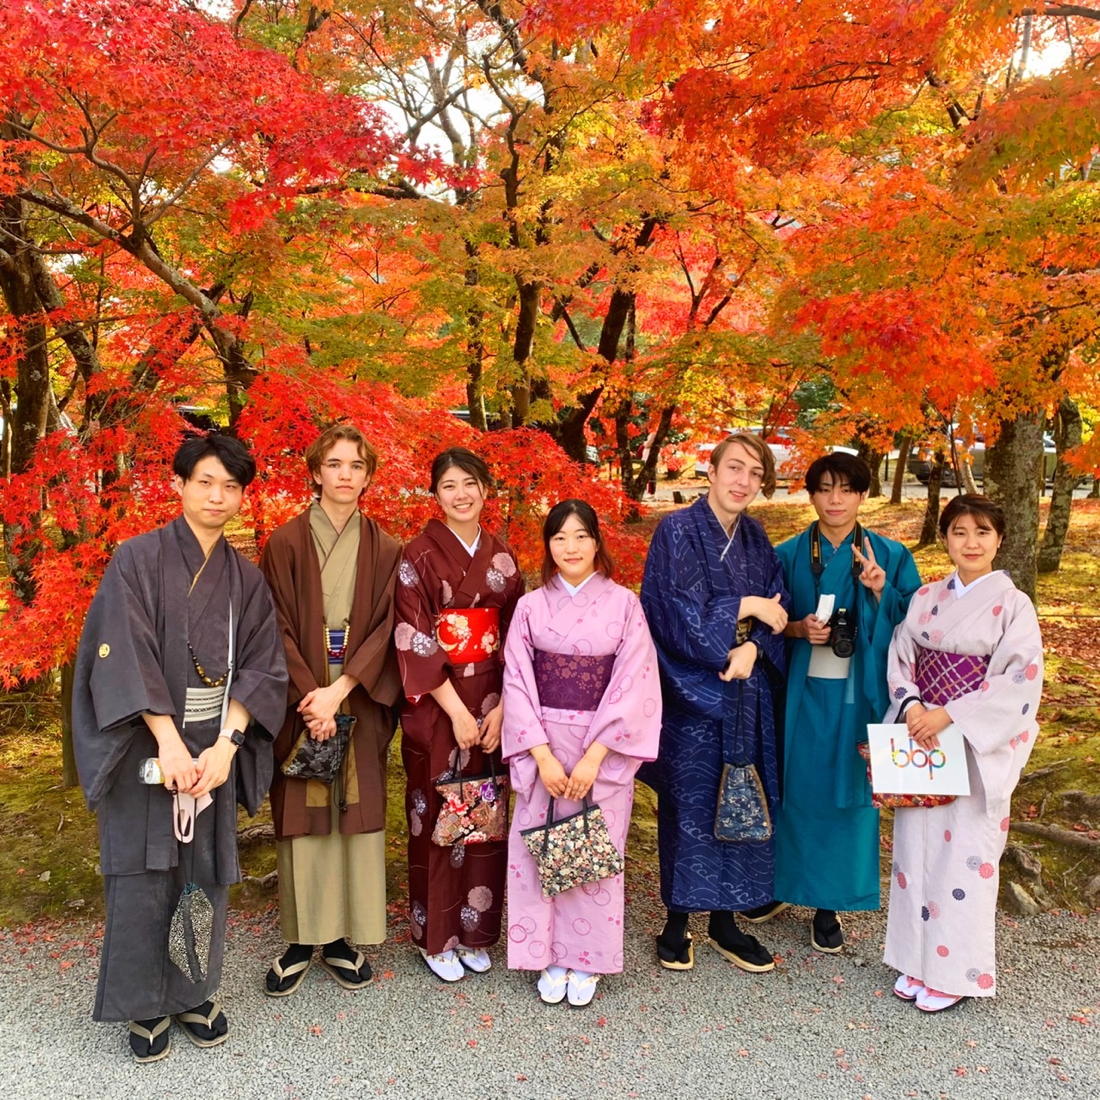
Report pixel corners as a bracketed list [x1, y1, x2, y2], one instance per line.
[639, 496, 788, 912]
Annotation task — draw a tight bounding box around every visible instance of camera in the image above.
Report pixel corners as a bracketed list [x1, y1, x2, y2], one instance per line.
[828, 607, 857, 658]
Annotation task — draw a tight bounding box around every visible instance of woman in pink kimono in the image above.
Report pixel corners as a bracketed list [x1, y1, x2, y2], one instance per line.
[883, 495, 1043, 1012]
[502, 500, 662, 1008]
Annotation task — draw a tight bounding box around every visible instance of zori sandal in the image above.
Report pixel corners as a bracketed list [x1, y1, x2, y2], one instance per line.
[320, 942, 373, 990]
[129, 1016, 171, 1063]
[174, 999, 228, 1048]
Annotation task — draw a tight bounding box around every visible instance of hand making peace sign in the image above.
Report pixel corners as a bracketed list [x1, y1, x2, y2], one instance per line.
[852, 538, 885, 596]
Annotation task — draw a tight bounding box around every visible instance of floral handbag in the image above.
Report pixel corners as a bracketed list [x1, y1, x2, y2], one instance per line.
[855, 742, 956, 810]
[431, 758, 509, 846]
[520, 797, 625, 898]
[281, 713, 356, 784]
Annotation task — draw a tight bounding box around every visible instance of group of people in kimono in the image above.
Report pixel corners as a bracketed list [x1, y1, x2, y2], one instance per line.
[71, 423, 1042, 1062]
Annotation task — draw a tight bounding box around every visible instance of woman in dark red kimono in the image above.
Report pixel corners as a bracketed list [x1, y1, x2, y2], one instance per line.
[395, 448, 524, 981]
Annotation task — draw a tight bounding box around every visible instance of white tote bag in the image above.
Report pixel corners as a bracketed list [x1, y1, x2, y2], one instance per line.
[865, 723, 971, 797]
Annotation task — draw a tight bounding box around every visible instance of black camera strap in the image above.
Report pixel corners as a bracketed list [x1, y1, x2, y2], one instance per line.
[809, 521, 864, 590]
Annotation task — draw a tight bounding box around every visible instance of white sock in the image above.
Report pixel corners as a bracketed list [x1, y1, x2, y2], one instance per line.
[545, 964, 567, 979]
[570, 968, 593, 982]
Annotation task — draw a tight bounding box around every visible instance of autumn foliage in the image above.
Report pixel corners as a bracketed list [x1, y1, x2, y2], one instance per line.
[3, 1, 1100, 685]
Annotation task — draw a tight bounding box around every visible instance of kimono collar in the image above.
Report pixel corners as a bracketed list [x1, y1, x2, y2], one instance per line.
[443, 522, 482, 557]
[558, 571, 599, 596]
[952, 569, 1002, 599]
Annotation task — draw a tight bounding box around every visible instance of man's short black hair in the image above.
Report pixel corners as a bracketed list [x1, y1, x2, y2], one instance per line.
[805, 452, 871, 495]
[173, 433, 257, 488]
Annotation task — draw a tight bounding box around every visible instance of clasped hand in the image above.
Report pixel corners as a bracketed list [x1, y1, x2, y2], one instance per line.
[536, 747, 603, 801]
[905, 702, 952, 749]
[299, 683, 342, 741]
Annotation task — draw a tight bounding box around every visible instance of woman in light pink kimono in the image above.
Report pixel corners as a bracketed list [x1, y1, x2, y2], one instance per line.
[883, 495, 1042, 1012]
[502, 500, 662, 1008]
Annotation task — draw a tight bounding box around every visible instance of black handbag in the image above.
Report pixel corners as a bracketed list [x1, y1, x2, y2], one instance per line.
[281, 713, 355, 783]
[714, 681, 772, 843]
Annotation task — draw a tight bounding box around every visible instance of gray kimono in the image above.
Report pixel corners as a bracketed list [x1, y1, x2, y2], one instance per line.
[73, 516, 287, 1021]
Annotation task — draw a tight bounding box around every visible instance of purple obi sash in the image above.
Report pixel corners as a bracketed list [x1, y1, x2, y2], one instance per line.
[914, 648, 990, 706]
[534, 650, 616, 712]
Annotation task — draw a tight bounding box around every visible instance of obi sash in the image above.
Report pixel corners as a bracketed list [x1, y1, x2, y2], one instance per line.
[436, 607, 500, 665]
[533, 650, 616, 712]
[915, 648, 990, 707]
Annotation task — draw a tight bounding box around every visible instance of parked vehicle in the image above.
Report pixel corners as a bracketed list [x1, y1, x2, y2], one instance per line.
[907, 433, 1058, 486]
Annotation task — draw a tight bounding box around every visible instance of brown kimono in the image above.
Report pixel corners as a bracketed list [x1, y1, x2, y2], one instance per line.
[395, 519, 524, 955]
[260, 506, 402, 944]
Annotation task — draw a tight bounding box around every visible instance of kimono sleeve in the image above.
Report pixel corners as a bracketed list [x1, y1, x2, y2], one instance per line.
[861, 536, 922, 720]
[640, 519, 742, 671]
[588, 593, 662, 764]
[72, 542, 176, 808]
[258, 534, 319, 708]
[342, 535, 403, 708]
[945, 594, 1043, 756]
[228, 565, 289, 741]
[501, 598, 550, 800]
[745, 540, 789, 676]
[884, 609, 924, 722]
[394, 547, 449, 701]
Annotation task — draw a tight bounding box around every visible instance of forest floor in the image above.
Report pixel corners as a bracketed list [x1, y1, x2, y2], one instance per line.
[0, 491, 1097, 930]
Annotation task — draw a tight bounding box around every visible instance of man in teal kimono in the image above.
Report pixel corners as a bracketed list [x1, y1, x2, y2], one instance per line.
[744, 454, 920, 951]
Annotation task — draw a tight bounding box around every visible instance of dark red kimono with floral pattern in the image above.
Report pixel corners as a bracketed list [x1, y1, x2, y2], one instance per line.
[395, 519, 524, 955]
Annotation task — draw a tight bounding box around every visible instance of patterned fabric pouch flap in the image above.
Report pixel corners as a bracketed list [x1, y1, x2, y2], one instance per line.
[520, 797, 625, 898]
[714, 680, 772, 842]
[432, 759, 509, 847]
[281, 713, 356, 784]
[854, 742, 957, 810]
[714, 762, 772, 842]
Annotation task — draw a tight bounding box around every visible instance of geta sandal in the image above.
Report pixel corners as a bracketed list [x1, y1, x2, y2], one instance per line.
[656, 930, 694, 971]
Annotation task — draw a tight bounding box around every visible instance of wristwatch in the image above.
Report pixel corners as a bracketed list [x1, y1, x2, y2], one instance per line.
[218, 728, 246, 748]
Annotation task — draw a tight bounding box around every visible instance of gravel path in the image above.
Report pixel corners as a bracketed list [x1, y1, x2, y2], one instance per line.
[2, 896, 1097, 1100]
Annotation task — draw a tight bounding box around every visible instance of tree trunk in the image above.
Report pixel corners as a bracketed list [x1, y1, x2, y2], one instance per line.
[464, 248, 488, 431]
[0, 192, 52, 605]
[918, 451, 946, 548]
[629, 404, 677, 503]
[857, 442, 884, 497]
[891, 435, 912, 504]
[985, 410, 1043, 603]
[1037, 396, 1082, 574]
[59, 659, 79, 789]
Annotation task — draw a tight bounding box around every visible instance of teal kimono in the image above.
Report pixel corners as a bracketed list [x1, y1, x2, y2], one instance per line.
[772, 526, 920, 910]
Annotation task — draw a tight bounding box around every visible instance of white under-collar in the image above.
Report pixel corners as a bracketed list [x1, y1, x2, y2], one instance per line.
[445, 524, 482, 557]
[559, 572, 598, 596]
[953, 570, 1001, 598]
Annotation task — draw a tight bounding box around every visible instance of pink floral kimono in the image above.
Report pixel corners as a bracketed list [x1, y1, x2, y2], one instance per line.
[502, 573, 662, 975]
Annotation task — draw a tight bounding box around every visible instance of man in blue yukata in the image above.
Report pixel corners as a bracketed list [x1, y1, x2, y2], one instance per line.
[640, 432, 789, 974]
[742, 453, 921, 952]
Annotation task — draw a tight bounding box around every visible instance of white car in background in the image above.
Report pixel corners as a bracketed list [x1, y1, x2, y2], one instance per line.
[693, 429, 855, 478]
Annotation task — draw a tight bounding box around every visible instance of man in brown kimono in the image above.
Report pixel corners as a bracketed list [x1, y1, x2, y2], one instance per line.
[73, 434, 288, 1063]
[259, 424, 402, 996]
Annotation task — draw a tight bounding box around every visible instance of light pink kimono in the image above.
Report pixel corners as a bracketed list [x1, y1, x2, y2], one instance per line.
[501, 573, 662, 974]
[882, 570, 1043, 997]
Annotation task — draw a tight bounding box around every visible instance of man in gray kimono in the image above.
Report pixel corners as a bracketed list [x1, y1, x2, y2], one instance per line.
[73, 433, 288, 1062]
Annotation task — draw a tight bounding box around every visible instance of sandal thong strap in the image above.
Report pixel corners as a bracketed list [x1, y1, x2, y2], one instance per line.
[175, 999, 223, 1029]
[322, 949, 366, 975]
[129, 1016, 171, 1042]
[271, 955, 312, 980]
